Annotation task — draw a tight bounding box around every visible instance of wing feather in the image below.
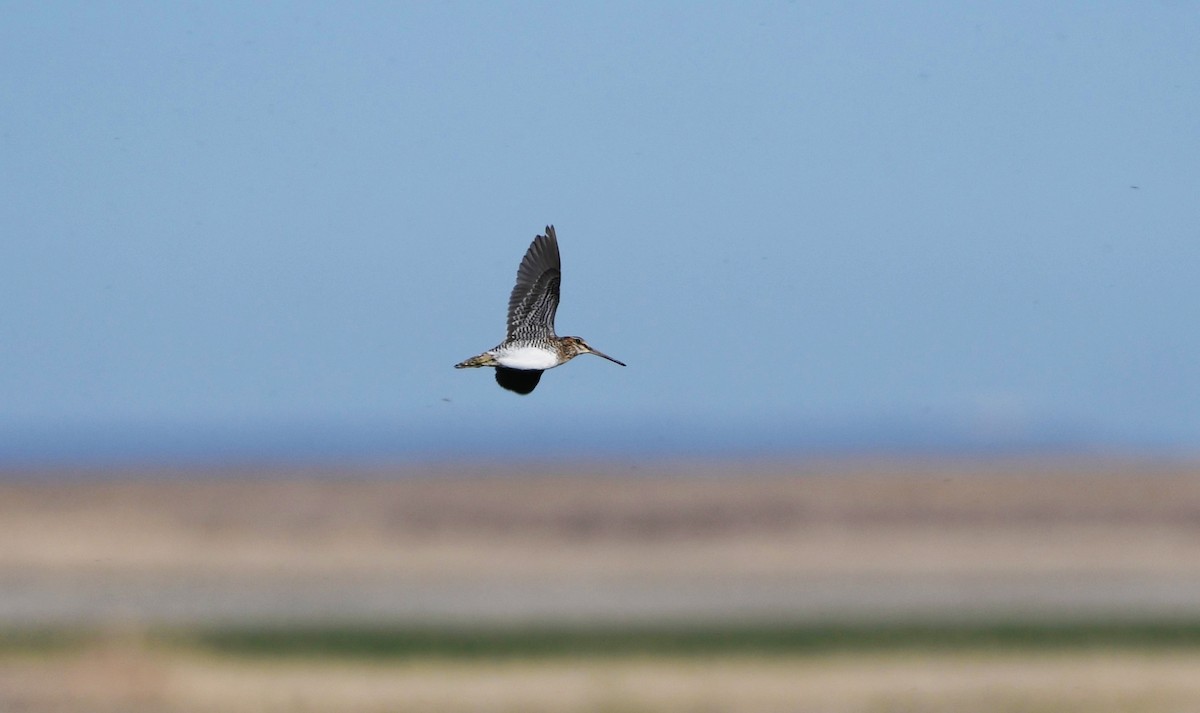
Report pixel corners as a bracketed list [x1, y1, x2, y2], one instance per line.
[495, 367, 543, 394]
[506, 226, 561, 340]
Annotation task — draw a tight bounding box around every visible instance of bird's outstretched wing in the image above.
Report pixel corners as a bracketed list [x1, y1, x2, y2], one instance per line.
[495, 367, 543, 394]
[506, 226, 561, 340]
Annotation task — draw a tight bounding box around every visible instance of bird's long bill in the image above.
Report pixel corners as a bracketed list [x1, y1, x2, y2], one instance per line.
[586, 346, 626, 367]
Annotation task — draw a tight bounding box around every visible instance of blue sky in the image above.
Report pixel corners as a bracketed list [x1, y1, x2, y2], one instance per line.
[2, 3, 1198, 464]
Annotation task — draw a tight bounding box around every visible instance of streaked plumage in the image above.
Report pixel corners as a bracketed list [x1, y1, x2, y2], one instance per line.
[455, 226, 625, 394]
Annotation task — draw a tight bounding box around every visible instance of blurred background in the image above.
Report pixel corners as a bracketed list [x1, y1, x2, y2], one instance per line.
[2, 3, 1199, 711]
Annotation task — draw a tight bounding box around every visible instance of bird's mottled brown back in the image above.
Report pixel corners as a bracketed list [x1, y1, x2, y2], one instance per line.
[506, 226, 562, 340]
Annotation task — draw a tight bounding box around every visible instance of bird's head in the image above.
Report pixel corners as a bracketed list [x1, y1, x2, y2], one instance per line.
[561, 336, 626, 366]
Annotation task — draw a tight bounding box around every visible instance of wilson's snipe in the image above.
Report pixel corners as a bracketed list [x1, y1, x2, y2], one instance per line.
[455, 225, 625, 394]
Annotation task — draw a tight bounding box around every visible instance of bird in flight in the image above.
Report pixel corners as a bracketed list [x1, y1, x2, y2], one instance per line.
[455, 225, 625, 394]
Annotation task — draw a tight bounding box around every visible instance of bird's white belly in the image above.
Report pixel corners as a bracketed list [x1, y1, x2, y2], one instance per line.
[494, 346, 559, 370]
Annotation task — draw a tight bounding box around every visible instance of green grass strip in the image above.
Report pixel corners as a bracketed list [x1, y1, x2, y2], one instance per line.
[0, 628, 93, 655]
[172, 621, 1200, 660]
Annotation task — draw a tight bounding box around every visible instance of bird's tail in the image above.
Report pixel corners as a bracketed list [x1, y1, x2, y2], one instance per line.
[455, 352, 497, 368]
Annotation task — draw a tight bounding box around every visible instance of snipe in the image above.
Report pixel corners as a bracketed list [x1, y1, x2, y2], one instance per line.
[455, 225, 625, 394]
